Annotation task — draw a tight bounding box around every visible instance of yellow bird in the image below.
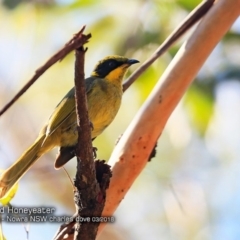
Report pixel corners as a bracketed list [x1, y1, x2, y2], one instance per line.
[0, 55, 139, 198]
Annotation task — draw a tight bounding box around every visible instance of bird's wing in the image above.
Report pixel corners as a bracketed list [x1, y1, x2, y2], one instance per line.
[45, 77, 95, 136]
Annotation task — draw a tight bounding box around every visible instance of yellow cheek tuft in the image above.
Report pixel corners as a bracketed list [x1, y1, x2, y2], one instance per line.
[105, 65, 128, 83]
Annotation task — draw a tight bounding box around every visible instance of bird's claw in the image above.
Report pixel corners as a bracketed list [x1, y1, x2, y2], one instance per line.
[93, 147, 98, 159]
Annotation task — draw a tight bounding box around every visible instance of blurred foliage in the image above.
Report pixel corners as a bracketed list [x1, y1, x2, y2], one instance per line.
[0, 0, 240, 240]
[177, 0, 202, 10]
[185, 84, 214, 135]
[3, 0, 54, 9]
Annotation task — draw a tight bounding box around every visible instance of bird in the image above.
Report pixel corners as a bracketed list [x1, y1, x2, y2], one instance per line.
[0, 55, 139, 199]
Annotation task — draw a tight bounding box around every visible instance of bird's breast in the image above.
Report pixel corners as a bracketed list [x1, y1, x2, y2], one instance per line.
[88, 81, 122, 138]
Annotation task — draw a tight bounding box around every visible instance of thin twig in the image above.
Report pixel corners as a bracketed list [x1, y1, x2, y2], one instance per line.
[122, 0, 215, 92]
[0, 26, 91, 116]
[53, 221, 75, 240]
[63, 167, 75, 190]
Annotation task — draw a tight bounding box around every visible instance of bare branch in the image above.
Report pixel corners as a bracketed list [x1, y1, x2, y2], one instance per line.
[0, 26, 91, 117]
[122, 0, 215, 92]
[72, 47, 112, 239]
[73, 47, 97, 239]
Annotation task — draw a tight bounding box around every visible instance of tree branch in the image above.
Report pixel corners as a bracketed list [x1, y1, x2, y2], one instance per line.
[0, 26, 91, 117]
[73, 47, 98, 240]
[98, 0, 240, 236]
[73, 48, 111, 239]
[122, 0, 215, 92]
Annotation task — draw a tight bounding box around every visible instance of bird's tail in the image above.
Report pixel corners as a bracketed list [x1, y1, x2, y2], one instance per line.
[0, 134, 47, 199]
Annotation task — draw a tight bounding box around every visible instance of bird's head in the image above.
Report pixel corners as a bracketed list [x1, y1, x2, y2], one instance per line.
[91, 55, 139, 84]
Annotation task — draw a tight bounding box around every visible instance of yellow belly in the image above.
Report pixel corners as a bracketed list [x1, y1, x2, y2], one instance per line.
[55, 80, 122, 147]
[88, 81, 122, 138]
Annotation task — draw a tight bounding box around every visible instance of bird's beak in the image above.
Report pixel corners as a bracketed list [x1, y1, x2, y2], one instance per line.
[127, 59, 139, 65]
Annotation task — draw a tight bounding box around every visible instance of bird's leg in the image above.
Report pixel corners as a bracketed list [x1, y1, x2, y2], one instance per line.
[89, 121, 97, 158]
